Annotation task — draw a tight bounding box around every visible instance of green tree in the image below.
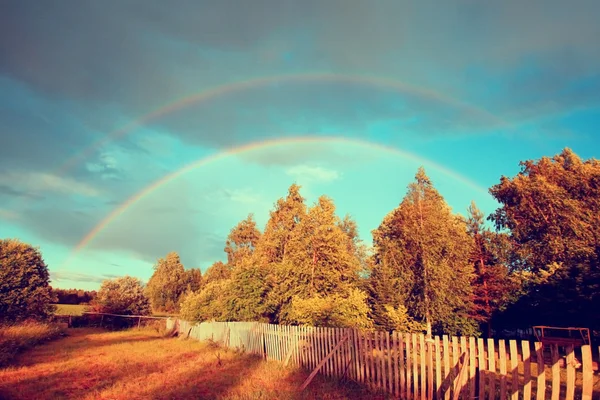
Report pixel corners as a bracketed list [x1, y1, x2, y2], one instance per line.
[224, 214, 262, 267]
[0, 239, 56, 321]
[145, 252, 187, 313]
[93, 276, 151, 315]
[179, 280, 231, 322]
[370, 168, 476, 336]
[489, 148, 600, 330]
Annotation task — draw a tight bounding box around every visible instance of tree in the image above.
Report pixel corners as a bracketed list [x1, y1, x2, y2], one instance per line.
[370, 168, 476, 336]
[93, 276, 151, 315]
[145, 252, 187, 313]
[183, 268, 203, 293]
[489, 149, 600, 330]
[466, 202, 517, 336]
[202, 261, 231, 285]
[179, 280, 231, 322]
[224, 214, 262, 267]
[0, 239, 56, 321]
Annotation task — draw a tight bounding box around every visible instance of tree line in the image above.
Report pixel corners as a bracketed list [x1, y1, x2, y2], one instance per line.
[2, 148, 599, 337]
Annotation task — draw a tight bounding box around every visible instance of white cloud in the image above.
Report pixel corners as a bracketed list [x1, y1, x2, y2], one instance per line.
[0, 171, 101, 197]
[285, 165, 340, 183]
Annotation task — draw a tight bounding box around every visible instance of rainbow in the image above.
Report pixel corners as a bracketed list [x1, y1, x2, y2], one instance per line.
[62, 136, 490, 269]
[54, 72, 505, 178]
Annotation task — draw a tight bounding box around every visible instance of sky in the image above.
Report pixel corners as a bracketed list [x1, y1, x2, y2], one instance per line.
[1, 0, 599, 290]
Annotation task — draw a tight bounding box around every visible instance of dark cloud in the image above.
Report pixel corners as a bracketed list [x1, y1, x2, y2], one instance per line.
[0, 184, 44, 200]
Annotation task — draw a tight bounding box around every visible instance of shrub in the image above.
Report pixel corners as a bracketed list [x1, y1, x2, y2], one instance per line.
[92, 276, 151, 316]
[0, 239, 56, 322]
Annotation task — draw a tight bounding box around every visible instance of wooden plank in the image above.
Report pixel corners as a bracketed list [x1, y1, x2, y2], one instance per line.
[499, 340, 507, 400]
[522, 341, 532, 400]
[407, 333, 413, 400]
[357, 330, 365, 384]
[535, 342, 545, 400]
[477, 338, 485, 400]
[394, 332, 400, 398]
[365, 331, 373, 389]
[452, 337, 459, 400]
[300, 334, 350, 391]
[352, 329, 360, 383]
[453, 353, 469, 400]
[400, 332, 406, 397]
[420, 334, 427, 400]
[378, 331, 385, 391]
[488, 338, 496, 400]
[387, 331, 393, 395]
[435, 336, 442, 400]
[460, 336, 468, 396]
[469, 337, 476, 400]
[326, 328, 333, 377]
[443, 335, 450, 400]
[412, 333, 419, 400]
[427, 337, 434, 400]
[581, 345, 593, 400]
[510, 340, 519, 400]
[565, 345, 575, 400]
[550, 345, 560, 400]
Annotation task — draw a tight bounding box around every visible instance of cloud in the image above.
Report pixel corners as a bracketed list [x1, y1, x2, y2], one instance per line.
[51, 271, 121, 284]
[0, 171, 101, 198]
[286, 165, 340, 183]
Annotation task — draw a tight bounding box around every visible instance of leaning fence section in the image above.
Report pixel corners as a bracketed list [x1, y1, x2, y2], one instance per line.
[166, 319, 598, 399]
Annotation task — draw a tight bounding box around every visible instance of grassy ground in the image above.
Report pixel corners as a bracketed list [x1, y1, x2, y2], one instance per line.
[0, 322, 65, 367]
[0, 327, 386, 400]
[53, 304, 89, 316]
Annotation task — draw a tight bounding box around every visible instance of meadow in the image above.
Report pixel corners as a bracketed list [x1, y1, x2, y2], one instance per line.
[53, 304, 89, 316]
[0, 326, 381, 400]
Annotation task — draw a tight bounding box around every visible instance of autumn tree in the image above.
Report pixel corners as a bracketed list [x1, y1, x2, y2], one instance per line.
[466, 201, 517, 335]
[0, 239, 56, 321]
[93, 276, 151, 315]
[224, 214, 262, 267]
[183, 268, 203, 293]
[489, 148, 600, 330]
[202, 261, 231, 285]
[145, 252, 187, 313]
[370, 168, 476, 336]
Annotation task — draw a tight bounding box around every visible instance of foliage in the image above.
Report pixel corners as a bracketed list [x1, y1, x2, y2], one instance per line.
[284, 288, 374, 329]
[202, 261, 231, 285]
[370, 168, 476, 336]
[380, 304, 425, 333]
[92, 276, 151, 316]
[224, 214, 262, 267]
[51, 288, 96, 305]
[183, 268, 203, 293]
[0, 321, 64, 367]
[179, 280, 231, 322]
[0, 239, 56, 322]
[53, 304, 88, 316]
[490, 149, 600, 331]
[145, 252, 187, 313]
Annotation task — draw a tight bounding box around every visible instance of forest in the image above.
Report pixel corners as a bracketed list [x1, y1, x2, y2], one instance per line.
[2, 148, 599, 339]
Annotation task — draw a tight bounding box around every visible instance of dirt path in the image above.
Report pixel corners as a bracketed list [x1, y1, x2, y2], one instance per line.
[0, 328, 380, 400]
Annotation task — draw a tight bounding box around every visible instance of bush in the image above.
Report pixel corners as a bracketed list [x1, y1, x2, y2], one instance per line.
[179, 280, 231, 322]
[0, 321, 64, 367]
[284, 288, 374, 329]
[0, 239, 56, 322]
[92, 276, 151, 316]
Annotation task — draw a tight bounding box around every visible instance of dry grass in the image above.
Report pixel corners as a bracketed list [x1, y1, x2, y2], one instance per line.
[0, 321, 65, 367]
[54, 304, 89, 316]
[0, 327, 386, 400]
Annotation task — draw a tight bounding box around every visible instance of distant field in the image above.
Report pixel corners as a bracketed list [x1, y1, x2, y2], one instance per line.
[53, 304, 88, 315]
[0, 327, 377, 400]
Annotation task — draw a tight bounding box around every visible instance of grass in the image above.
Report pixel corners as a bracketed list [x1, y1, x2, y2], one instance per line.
[0, 327, 385, 400]
[0, 321, 65, 367]
[53, 304, 89, 316]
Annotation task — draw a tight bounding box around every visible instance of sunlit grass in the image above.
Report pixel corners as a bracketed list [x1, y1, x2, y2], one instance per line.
[0, 327, 381, 400]
[54, 304, 89, 315]
[0, 321, 64, 367]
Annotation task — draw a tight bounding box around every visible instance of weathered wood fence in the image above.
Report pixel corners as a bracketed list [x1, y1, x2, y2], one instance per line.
[167, 319, 598, 399]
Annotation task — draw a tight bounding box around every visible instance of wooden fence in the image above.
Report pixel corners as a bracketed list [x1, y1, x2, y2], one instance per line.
[166, 319, 599, 399]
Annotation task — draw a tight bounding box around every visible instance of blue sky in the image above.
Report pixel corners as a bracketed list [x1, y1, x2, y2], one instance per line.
[1, 0, 599, 290]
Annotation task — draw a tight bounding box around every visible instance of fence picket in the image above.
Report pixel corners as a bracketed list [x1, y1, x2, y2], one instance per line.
[413, 333, 419, 400]
[435, 336, 442, 399]
[499, 339, 507, 400]
[522, 340, 532, 400]
[581, 345, 593, 400]
[488, 338, 496, 400]
[420, 334, 427, 400]
[469, 337, 476, 400]
[510, 340, 519, 400]
[551, 345, 560, 400]
[565, 345, 575, 400]
[407, 333, 413, 400]
[387, 331, 393, 395]
[394, 332, 400, 398]
[535, 342, 545, 400]
[443, 335, 450, 400]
